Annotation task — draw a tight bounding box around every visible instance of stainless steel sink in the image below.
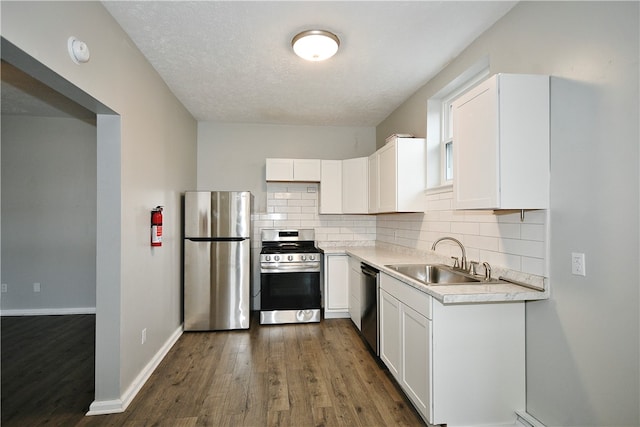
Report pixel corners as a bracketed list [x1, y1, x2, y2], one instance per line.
[385, 263, 481, 285]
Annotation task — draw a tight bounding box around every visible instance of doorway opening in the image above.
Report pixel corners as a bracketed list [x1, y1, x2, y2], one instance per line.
[1, 37, 122, 421]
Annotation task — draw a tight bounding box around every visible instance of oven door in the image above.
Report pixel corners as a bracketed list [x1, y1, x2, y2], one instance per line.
[260, 271, 321, 310]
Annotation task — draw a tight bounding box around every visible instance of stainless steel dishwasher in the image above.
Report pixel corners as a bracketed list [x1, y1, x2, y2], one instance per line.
[360, 263, 379, 355]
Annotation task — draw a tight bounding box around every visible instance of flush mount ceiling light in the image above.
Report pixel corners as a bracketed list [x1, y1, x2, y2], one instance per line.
[291, 30, 340, 61]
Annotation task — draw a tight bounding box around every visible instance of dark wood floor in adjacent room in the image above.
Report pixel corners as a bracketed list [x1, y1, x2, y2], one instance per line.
[2, 313, 425, 426]
[1, 314, 96, 426]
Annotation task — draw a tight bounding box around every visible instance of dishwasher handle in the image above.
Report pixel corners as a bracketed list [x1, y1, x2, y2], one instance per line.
[361, 263, 379, 277]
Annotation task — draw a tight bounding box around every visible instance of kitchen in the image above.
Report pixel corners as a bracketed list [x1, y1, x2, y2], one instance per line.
[1, 2, 638, 427]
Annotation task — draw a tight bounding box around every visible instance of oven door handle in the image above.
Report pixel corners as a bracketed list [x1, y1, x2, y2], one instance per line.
[261, 263, 320, 273]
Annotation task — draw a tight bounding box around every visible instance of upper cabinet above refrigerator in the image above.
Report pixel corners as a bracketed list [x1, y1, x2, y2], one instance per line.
[266, 158, 321, 182]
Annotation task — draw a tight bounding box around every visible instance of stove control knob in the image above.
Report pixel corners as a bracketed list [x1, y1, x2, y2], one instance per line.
[301, 255, 306, 261]
[274, 255, 280, 261]
[265, 255, 271, 261]
[308, 255, 315, 261]
[287, 255, 293, 261]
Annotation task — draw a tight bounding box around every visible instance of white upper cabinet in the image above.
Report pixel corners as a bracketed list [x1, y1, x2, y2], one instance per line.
[266, 158, 321, 181]
[368, 153, 378, 214]
[342, 157, 368, 214]
[319, 158, 368, 215]
[319, 160, 342, 214]
[374, 136, 426, 213]
[452, 74, 550, 210]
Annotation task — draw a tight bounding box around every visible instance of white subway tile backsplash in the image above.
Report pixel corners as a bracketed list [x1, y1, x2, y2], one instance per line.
[288, 199, 316, 207]
[521, 223, 546, 241]
[521, 256, 546, 276]
[267, 199, 288, 207]
[259, 185, 546, 279]
[274, 192, 301, 200]
[425, 221, 451, 233]
[479, 222, 521, 239]
[500, 238, 546, 258]
[277, 206, 302, 213]
[258, 185, 376, 247]
[464, 234, 500, 252]
[451, 221, 480, 235]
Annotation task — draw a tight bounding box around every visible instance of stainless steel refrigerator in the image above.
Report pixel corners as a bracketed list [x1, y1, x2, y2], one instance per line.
[183, 191, 252, 331]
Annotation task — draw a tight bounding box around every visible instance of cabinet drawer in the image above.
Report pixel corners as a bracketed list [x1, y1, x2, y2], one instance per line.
[380, 273, 432, 319]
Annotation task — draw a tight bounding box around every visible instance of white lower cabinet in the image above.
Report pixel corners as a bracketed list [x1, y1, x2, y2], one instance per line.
[400, 303, 431, 418]
[323, 254, 349, 318]
[380, 272, 525, 426]
[348, 256, 362, 329]
[379, 287, 402, 378]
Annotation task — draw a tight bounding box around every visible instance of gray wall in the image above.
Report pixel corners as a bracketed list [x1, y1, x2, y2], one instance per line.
[1, 116, 96, 313]
[197, 122, 376, 212]
[1, 1, 198, 410]
[378, 2, 639, 425]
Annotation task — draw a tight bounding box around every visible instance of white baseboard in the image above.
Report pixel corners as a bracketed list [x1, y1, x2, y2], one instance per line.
[0, 307, 96, 316]
[85, 398, 125, 415]
[86, 324, 183, 416]
[323, 311, 350, 319]
[516, 411, 547, 427]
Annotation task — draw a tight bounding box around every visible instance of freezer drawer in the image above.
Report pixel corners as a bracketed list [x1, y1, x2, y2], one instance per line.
[184, 238, 250, 330]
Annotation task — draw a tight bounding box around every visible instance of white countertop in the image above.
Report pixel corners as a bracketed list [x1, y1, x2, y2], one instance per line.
[322, 245, 549, 304]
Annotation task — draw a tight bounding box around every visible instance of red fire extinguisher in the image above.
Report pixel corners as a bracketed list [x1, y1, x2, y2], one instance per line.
[151, 206, 163, 247]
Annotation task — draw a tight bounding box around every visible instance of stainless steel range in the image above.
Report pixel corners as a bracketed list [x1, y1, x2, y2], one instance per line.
[260, 229, 322, 325]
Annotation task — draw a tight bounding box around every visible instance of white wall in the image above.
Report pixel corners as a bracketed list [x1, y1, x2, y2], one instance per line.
[1, 116, 96, 313]
[197, 122, 376, 212]
[377, 2, 639, 425]
[1, 1, 197, 412]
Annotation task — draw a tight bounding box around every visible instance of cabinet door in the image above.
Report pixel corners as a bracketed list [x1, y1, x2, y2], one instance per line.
[348, 262, 362, 329]
[342, 157, 368, 213]
[320, 160, 342, 214]
[293, 159, 321, 181]
[325, 255, 349, 313]
[396, 138, 426, 212]
[377, 142, 397, 212]
[453, 74, 549, 210]
[379, 289, 401, 380]
[266, 158, 294, 181]
[401, 303, 431, 420]
[368, 153, 378, 213]
[452, 76, 499, 209]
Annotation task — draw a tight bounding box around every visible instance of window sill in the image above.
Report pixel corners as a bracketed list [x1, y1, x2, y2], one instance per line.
[425, 184, 453, 195]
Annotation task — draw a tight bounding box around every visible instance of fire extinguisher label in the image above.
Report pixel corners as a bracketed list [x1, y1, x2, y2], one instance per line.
[151, 225, 162, 245]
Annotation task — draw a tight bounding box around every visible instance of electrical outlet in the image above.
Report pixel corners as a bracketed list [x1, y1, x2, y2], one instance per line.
[1, 283, 7, 293]
[571, 252, 586, 276]
[141, 328, 147, 344]
[33, 282, 41, 293]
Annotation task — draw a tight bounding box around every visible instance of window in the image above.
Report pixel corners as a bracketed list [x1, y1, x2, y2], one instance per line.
[426, 58, 489, 190]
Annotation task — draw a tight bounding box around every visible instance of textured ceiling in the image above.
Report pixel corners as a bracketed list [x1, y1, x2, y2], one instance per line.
[102, 1, 517, 127]
[1, 2, 516, 125]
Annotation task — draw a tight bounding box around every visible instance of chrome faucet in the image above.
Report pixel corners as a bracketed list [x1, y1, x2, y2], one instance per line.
[431, 237, 467, 271]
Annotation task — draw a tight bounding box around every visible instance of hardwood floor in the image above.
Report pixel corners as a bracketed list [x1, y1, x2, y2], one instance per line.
[2, 313, 425, 426]
[1, 314, 96, 426]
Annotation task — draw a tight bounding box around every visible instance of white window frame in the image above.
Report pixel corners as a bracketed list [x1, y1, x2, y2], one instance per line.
[426, 58, 490, 191]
